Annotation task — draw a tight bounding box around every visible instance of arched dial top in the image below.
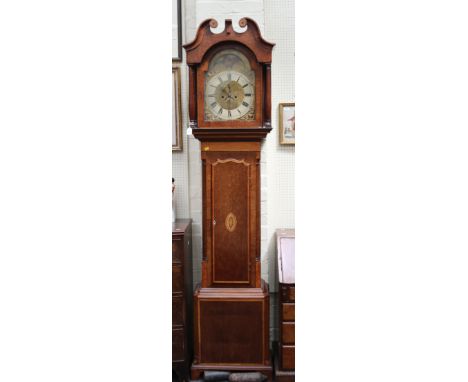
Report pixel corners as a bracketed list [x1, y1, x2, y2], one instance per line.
[204, 49, 255, 121]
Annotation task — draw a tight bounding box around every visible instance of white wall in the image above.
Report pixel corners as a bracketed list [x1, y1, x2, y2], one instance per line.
[172, 0, 295, 341]
[263, 0, 295, 290]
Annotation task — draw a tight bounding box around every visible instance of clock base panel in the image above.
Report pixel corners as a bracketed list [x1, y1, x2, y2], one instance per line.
[191, 281, 271, 380]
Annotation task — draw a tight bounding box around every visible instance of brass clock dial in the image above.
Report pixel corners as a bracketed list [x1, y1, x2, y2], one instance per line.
[206, 70, 254, 121]
[204, 49, 256, 122]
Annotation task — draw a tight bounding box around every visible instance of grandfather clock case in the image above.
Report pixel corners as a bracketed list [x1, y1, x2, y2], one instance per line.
[184, 18, 274, 381]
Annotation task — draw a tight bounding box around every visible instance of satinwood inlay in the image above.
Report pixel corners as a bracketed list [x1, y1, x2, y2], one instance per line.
[225, 212, 237, 232]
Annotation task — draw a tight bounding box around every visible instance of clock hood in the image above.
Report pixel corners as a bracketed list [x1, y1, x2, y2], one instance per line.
[183, 18, 275, 65]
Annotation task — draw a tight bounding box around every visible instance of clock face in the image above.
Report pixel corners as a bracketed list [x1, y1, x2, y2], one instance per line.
[204, 49, 256, 122]
[206, 70, 254, 121]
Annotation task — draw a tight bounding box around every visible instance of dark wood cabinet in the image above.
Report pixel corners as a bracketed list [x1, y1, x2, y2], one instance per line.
[172, 219, 193, 382]
[183, 18, 274, 381]
[275, 229, 295, 381]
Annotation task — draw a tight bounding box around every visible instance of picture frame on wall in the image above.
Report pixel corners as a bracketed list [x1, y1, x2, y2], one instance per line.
[172, 0, 182, 61]
[172, 66, 183, 151]
[279, 102, 295, 145]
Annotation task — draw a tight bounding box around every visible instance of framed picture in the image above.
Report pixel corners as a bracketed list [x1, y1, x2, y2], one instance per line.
[279, 103, 295, 145]
[172, 66, 183, 151]
[172, 0, 182, 61]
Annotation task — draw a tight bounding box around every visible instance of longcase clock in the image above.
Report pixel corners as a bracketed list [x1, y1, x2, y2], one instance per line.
[183, 18, 274, 381]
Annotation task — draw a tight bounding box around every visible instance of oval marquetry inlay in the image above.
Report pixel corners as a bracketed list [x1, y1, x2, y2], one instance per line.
[225, 212, 237, 232]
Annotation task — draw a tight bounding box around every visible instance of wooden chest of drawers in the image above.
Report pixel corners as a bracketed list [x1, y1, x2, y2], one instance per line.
[172, 219, 193, 382]
[275, 229, 295, 381]
[279, 284, 295, 370]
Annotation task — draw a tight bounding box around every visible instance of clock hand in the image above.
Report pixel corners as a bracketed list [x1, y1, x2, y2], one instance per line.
[220, 88, 231, 101]
[222, 85, 234, 101]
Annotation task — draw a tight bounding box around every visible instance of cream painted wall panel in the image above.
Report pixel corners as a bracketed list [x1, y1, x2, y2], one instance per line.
[172, 0, 192, 220]
[185, 0, 204, 286]
[172, 0, 295, 344]
[172, 1, 295, 305]
[264, 0, 295, 298]
[196, 0, 264, 33]
[172, 65, 190, 219]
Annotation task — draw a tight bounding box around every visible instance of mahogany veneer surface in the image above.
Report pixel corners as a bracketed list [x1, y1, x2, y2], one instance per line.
[172, 219, 193, 382]
[200, 300, 263, 364]
[193, 281, 270, 366]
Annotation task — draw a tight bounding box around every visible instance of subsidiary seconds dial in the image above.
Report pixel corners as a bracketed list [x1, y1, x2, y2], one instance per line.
[206, 70, 254, 121]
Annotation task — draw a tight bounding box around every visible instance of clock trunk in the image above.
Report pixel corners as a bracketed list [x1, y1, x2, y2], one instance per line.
[201, 144, 260, 288]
